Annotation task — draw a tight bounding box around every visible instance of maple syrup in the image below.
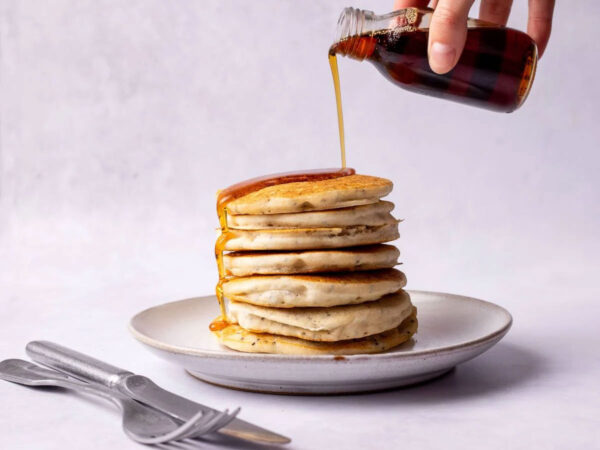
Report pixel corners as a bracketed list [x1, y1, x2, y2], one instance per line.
[329, 53, 346, 169]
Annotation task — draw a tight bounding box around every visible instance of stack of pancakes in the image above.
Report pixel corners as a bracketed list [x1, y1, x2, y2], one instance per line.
[211, 174, 417, 355]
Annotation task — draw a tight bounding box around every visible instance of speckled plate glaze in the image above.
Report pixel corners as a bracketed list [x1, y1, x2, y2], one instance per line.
[129, 291, 512, 394]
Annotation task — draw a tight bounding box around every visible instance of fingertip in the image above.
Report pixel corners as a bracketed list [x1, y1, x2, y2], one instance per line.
[427, 0, 473, 74]
[527, 0, 555, 58]
[428, 41, 457, 74]
[528, 18, 553, 57]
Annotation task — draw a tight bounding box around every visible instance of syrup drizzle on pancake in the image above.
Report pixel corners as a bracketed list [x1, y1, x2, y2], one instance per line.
[213, 168, 356, 327]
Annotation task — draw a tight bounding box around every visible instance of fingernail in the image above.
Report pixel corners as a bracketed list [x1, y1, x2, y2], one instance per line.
[429, 42, 456, 74]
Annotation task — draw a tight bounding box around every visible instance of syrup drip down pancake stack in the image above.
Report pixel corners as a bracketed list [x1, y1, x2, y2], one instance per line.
[210, 170, 417, 355]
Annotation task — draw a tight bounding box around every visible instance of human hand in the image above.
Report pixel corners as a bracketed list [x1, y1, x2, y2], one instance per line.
[393, 0, 555, 74]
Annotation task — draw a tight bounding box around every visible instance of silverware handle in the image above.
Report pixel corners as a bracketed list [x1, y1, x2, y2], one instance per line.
[1, 359, 123, 407]
[55, 378, 123, 408]
[26, 340, 133, 388]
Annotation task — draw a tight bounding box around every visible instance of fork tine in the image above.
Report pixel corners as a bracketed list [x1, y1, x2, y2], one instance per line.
[178, 409, 231, 440]
[126, 407, 242, 445]
[155, 442, 185, 450]
[204, 407, 241, 435]
[124, 409, 208, 445]
[181, 407, 241, 443]
[168, 410, 224, 442]
[158, 409, 228, 444]
[156, 440, 191, 450]
[170, 440, 204, 449]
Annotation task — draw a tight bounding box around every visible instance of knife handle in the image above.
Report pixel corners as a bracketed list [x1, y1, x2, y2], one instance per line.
[26, 340, 133, 388]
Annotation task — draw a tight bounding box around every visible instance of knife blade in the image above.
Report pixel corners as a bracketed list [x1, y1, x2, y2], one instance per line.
[26, 340, 290, 445]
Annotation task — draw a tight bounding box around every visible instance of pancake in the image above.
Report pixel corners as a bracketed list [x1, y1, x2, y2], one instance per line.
[222, 269, 406, 308]
[223, 244, 400, 276]
[212, 308, 418, 355]
[223, 223, 399, 251]
[227, 201, 396, 230]
[228, 290, 413, 342]
[225, 174, 393, 215]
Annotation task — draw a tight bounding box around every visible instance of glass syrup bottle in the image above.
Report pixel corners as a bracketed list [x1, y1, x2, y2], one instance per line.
[329, 7, 538, 112]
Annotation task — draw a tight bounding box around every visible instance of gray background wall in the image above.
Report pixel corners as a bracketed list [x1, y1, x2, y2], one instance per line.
[1, 1, 598, 350]
[1, 2, 599, 449]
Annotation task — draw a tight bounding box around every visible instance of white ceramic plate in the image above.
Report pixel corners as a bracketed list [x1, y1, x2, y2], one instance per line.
[129, 291, 512, 394]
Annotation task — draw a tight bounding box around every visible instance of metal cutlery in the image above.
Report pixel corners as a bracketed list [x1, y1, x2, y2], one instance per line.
[0, 359, 239, 445]
[26, 340, 291, 445]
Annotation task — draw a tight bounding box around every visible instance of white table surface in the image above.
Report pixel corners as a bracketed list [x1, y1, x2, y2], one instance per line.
[1, 234, 599, 450]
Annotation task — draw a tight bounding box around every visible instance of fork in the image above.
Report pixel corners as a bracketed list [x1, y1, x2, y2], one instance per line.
[0, 359, 239, 445]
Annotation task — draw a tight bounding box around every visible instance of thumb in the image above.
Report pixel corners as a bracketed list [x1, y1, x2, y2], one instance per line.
[428, 0, 475, 74]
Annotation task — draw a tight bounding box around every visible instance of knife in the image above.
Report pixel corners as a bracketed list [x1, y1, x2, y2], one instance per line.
[26, 340, 290, 445]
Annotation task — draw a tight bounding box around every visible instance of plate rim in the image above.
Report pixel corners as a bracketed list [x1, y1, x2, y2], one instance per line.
[129, 290, 513, 362]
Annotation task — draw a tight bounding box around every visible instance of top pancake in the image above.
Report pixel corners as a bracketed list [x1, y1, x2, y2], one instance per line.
[225, 174, 393, 215]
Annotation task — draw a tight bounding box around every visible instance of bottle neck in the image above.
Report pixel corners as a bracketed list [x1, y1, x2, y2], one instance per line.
[331, 7, 423, 60]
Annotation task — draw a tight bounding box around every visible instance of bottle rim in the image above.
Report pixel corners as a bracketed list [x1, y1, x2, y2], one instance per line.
[333, 8, 369, 45]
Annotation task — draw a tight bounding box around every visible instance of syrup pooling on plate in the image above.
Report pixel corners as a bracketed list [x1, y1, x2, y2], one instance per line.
[212, 168, 356, 328]
[208, 317, 229, 332]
